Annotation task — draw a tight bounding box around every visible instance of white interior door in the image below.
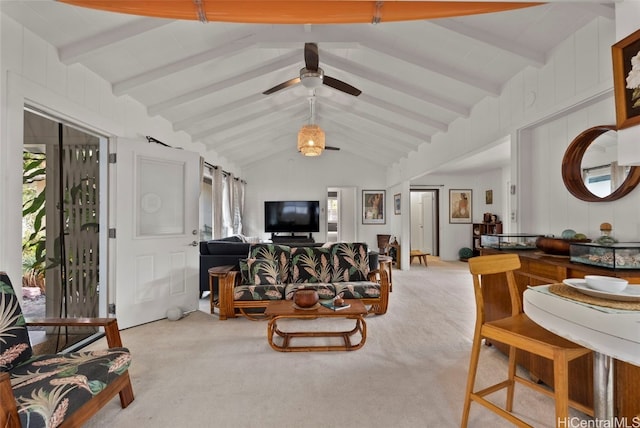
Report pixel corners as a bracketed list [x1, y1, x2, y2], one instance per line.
[422, 192, 435, 254]
[111, 138, 200, 329]
[410, 192, 424, 251]
[410, 190, 438, 256]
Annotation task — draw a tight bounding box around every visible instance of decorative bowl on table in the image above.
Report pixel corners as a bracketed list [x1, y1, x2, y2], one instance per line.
[293, 289, 319, 308]
[584, 275, 628, 293]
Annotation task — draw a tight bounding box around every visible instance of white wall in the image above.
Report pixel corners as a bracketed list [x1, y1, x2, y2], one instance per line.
[410, 169, 505, 260]
[521, 95, 640, 241]
[2, 11, 638, 274]
[0, 13, 241, 284]
[386, 17, 617, 260]
[388, 17, 615, 188]
[241, 150, 391, 252]
[0, 10, 421, 279]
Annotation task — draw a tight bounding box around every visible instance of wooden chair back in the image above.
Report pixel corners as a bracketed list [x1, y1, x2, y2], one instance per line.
[468, 253, 522, 325]
[376, 234, 391, 255]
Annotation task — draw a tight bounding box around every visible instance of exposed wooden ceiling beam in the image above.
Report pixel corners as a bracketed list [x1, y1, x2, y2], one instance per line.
[113, 27, 273, 95]
[59, 18, 174, 64]
[430, 19, 545, 67]
[206, 110, 307, 151]
[348, 27, 501, 96]
[324, 108, 423, 150]
[351, 93, 446, 134]
[190, 98, 302, 140]
[173, 93, 265, 132]
[322, 98, 430, 144]
[147, 50, 300, 115]
[320, 50, 470, 117]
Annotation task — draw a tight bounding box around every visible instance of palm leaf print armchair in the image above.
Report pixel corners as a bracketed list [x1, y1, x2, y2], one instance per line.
[0, 271, 134, 427]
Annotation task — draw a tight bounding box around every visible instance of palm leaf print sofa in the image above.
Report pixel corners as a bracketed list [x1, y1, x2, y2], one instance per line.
[218, 242, 389, 320]
[0, 272, 134, 427]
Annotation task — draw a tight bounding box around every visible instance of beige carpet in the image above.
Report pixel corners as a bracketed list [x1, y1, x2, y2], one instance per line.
[84, 258, 588, 428]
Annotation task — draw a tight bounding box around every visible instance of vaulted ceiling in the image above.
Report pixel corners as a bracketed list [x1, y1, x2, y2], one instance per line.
[1, 1, 615, 169]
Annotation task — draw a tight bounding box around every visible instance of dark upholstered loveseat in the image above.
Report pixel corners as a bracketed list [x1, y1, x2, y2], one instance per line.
[218, 242, 389, 320]
[199, 237, 251, 298]
[0, 272, 134, 427]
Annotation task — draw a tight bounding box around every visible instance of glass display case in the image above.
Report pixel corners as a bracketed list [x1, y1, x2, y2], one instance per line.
[569, 242, 640, 269]
[480, 233, 541, 250]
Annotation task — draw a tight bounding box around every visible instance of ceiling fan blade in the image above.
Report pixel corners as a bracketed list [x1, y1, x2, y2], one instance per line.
[262, 77, 301, 95]
[325, 146, 340, 151]
[323, 76, 362, 96]
[304, 43, 319, 71]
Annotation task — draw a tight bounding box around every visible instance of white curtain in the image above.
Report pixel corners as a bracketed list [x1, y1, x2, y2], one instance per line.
[232, 178, 245, 234]
[210, 167, 245, 239]
[199, 157, 205, 194]
[199, 161, 214, 241]
[212, 167, 224, 239]
[222, 173, 233, 238]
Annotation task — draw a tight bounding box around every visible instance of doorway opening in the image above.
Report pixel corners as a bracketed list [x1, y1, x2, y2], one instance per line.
[409, 189, 439, 258]
[22, 108, 104, 351]
[327, 191, 339, 243]
[200, 175, 213, 241]
[326, 187, 357, 243]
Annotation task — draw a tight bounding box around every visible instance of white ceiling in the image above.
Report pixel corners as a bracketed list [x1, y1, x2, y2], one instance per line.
[1, 1, 615, 170]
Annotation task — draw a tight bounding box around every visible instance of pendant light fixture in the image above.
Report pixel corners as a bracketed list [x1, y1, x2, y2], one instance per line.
[297, 95, 325, 156]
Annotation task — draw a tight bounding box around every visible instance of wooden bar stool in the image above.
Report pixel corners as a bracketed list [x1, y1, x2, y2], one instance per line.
[461, 253, 593, 427]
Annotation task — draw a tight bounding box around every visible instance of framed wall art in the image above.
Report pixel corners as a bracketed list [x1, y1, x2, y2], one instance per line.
[449, 189, 472, 224]
[485, 189, 493, 205]
[612, 28, 640, 129]
[362, 190, 385, 224]
[394, 193, 401, 215]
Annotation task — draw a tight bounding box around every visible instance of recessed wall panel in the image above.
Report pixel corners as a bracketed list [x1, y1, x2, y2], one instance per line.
[136, 156, 185, 236]
[170, 252, 187, 295]
[135, 255, 155, 303]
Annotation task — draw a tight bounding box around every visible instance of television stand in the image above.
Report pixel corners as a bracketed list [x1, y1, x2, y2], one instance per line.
[271, 233, 315, 245]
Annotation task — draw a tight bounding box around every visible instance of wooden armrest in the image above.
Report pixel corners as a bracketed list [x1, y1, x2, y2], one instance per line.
[1, 372, 20, 428]
[26, 317, 117, 327]
[26, 317, 124, 348]
[218, 271, 240, 320]
[367, 268, 389, 294]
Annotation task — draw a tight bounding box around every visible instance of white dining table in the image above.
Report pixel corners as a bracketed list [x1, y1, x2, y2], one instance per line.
[523, 285, 640, 422]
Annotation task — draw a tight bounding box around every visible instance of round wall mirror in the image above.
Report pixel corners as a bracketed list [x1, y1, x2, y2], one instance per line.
[562, 125, 640, 202]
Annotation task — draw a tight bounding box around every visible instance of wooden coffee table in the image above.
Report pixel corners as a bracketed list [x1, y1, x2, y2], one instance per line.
[264, 299, 368, 352]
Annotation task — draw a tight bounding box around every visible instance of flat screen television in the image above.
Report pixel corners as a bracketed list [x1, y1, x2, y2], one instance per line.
[264, 200, 320, 233]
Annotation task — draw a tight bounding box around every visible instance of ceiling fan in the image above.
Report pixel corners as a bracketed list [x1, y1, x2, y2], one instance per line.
[263, 43, 362, 97]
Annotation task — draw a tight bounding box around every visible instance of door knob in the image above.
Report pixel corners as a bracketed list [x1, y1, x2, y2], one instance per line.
[190, 241, 198, 247]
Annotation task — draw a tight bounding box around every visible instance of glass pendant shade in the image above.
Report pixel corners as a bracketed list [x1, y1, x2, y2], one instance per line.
[297, 124, 325, 156]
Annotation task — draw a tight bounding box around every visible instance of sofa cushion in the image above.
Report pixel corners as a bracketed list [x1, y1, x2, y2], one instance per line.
[11, 347, 131, 427]
[203, 241, 250, 256]
[284, 283, 336, 301]
[334, 281, 381, 299]
[216, 235, 245, 242]
[330, 242, 370, 282]
[239, 258, 281, 285]
[233, 284, 286, 301]
[249, 244, 291, 284]
[0, 272, 33, 372]
[289, 246, 333, 283]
